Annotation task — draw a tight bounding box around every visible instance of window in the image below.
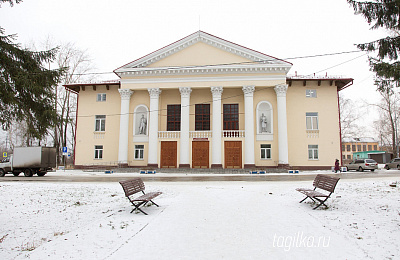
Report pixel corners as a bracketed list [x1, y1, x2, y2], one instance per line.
[94, 145, 103, 159]
[223, 104, 239, 130]
[347, 145, 351, 151]
[306, 89, 317, 98]
[97, 93, 106, 102]
[342, 145, 345, 151]
[306, 112, 318, 130]
[167, 105, 181, 131]
[134, 145, 144, 160]
[363, 145, 367, 151]
[261, 144, 271, 159]
[357, 145, 361, 151]
[352, 145, 356, 151]
[368, 145, 372, 151]
[374, 145, 377, 150]
[95, 115, 106, 132]
[195, 104, 210, 131]
[308, 145, 318, 160]
[347, 155, 351, 159]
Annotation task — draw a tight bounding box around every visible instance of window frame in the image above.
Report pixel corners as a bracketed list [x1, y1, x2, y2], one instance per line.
[97, 93, 106, 102]
[167, 104, 181, 131]
[306, 112, 318, 130]
[260, 144, 271, 160]
[306, 89, 317, 98]
[94, 145, 103, 159]
[95, 115, 106, 132]
[195, 104, 210, 131]
[134, 145, 144, 160]
[308, 145, 319, 160]
[223, 104, 239, 130]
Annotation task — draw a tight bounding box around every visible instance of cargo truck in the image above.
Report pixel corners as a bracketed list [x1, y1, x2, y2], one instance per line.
[0, 147, 56, 177]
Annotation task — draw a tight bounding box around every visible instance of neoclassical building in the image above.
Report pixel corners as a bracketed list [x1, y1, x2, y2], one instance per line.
[65, 31, 353, 169]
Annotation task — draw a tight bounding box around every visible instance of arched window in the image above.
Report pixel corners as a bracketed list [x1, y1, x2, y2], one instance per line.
[256, 101, 273, 141]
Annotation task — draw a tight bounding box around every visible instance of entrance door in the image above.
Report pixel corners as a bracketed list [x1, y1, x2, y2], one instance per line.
[192, 141, 209, 168]
[160, 141, 177, 168]
[224, 141, 242, 168]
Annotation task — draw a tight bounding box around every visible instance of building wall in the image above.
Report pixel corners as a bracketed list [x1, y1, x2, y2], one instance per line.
[74, 85, 121, 166]
[287, 81, 341, 168]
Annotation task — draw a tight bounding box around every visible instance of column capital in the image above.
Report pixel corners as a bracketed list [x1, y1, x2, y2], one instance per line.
[148, 88, 162, 98]
[118, 89, 133, 100]
[179, 87, 192, 98]
[274, 84, 288, 97]
[211, 86, 223, 97]
[242, 85, 255, 95]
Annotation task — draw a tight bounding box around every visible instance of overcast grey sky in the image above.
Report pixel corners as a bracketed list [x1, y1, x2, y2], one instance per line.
[0, 0, 387, 134]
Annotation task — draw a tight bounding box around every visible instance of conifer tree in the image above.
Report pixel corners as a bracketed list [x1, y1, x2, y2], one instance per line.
[0, 0, 65, 142]
[347, 0, 400, 89]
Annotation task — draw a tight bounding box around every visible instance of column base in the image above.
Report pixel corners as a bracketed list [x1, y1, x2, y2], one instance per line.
[277, 164, 290, 169]
[179, 164, 190, 168]
[244, 164, 256, 169]
[211, 164, 223, 169]
[118, 163, 129, 168]
[147, 163, 158, 168]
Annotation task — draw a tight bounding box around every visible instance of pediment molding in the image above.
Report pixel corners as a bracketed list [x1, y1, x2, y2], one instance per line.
[114, 31, 292, 76]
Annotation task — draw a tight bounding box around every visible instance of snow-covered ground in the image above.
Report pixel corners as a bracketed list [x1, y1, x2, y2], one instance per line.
[1, 174, 399, 259]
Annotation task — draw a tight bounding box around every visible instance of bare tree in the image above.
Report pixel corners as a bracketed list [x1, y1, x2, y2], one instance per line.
[372, 79, 400, 156]
[339, 95, 362, 139]
[52, 42, 95, 165]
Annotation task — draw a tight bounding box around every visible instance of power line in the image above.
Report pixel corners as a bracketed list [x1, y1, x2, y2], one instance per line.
[70, 49, 366, 76]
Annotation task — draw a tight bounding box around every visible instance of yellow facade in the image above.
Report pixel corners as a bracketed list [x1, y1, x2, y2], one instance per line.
[68, 31, 352, 170]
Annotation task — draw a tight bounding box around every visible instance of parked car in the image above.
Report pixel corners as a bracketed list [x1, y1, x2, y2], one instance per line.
[384, 158, 400, 170]
[345, 159, 378, 172]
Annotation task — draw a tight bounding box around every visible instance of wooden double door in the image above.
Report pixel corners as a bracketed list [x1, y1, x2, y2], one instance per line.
[224, 141, 242, 168]
[160, 141, 177, 168]
[192, 141, 209, 168]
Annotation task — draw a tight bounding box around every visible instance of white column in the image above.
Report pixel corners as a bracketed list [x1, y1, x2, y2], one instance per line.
[274, 84, 289, 165]
[211, 86, 223, 168]
[179, 87, 192, 168]
[243, 85, 255, 167]
[148, 88, 162, 167]
[118, 89, 133, 165]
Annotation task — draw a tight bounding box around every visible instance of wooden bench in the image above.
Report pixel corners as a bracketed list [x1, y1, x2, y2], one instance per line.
[119, 178, 162, 215]
[296, 174, 340, 210]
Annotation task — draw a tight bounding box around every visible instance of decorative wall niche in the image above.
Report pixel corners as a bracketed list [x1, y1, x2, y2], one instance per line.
[256, 101, 273, 141]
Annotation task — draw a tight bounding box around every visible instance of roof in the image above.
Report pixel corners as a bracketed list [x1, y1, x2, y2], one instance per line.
[64, 80, 120, 93]
[113, 30, 293, 76]
[342, 137, 377, 143]
[287, 75, 353, 91]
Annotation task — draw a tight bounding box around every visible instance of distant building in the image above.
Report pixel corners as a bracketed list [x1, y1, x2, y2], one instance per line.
[342, 137, 379, 162]
[65, 31, 353, 170]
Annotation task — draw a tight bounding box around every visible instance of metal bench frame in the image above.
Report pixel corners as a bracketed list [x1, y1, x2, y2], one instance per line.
[119, 178, 162, 215]
[296, 174, 340, 210]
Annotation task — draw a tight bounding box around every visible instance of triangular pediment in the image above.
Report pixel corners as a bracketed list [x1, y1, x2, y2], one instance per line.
[114, 31, 292, 76]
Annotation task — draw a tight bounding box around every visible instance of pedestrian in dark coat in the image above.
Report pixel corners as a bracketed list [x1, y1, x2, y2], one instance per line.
[334, 159, 340, 173]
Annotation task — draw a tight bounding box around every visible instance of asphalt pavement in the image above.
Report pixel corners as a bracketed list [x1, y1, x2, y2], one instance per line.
[1, 169, 400, 182]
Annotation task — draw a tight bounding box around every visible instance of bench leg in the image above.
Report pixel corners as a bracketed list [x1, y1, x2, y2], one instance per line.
[128, 199, 149, 215]
[312, 197, 330, 210]
[299, 195, 316, 204]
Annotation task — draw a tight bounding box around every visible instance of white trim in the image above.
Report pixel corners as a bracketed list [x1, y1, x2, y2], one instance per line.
[120, 75, 286, 85]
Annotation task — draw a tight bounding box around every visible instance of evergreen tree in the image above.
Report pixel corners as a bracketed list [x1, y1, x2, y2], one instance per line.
[348, 0, 400, 89]
[0, 0, 65, 142]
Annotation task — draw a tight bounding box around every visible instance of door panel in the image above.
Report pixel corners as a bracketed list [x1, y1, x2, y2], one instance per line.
[160, 141, 177, 168]
[192, 141, 209, 168]
[224, 141, 242, 168]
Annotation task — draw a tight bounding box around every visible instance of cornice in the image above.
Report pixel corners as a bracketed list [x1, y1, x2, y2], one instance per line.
[120, 75, 287, 85]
